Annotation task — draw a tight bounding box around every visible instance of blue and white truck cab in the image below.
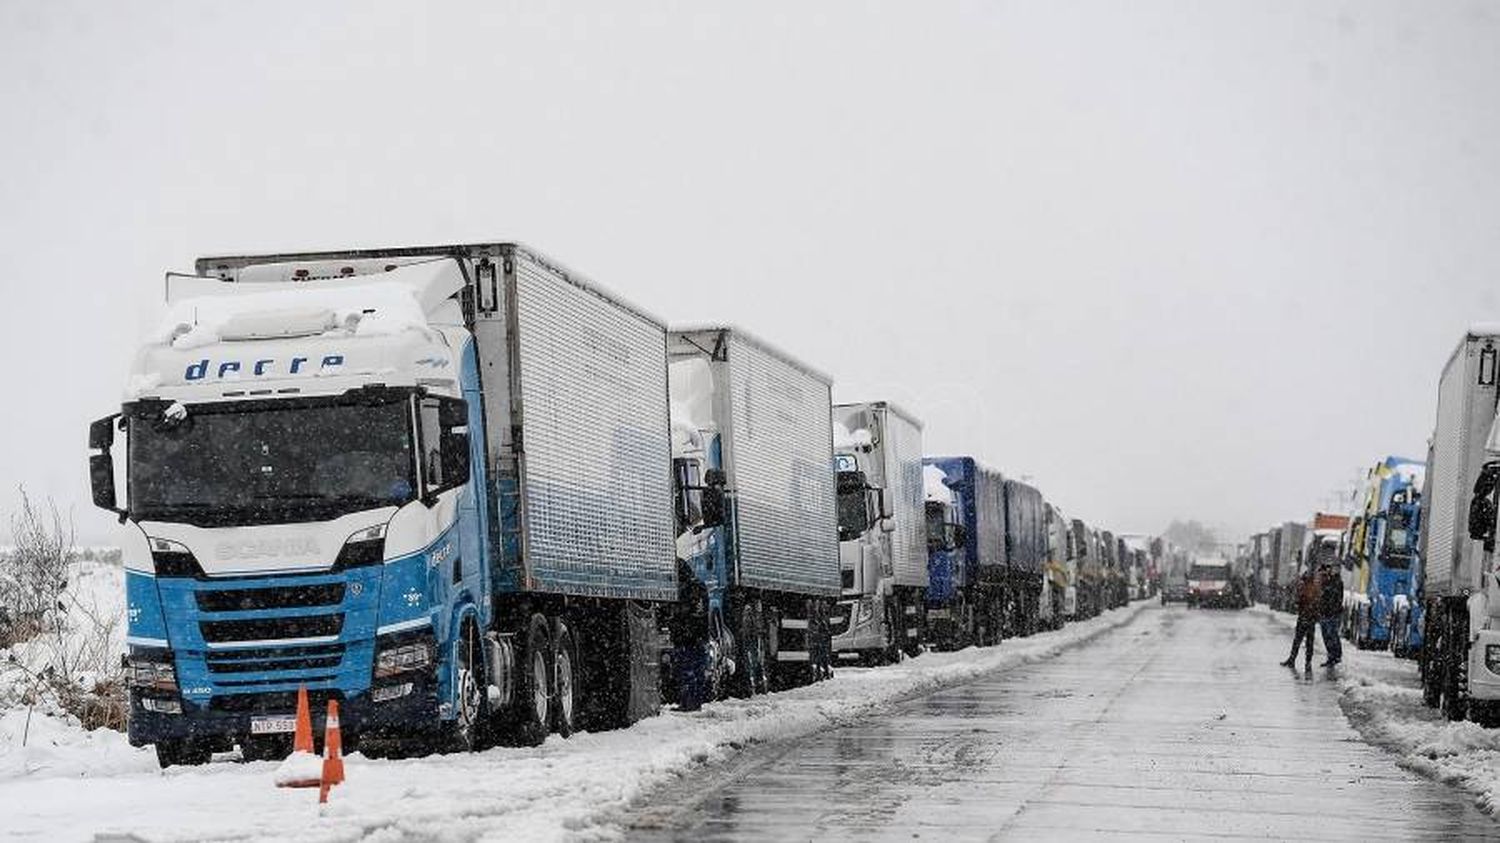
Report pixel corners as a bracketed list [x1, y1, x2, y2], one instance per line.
[90, 244, 675, 765]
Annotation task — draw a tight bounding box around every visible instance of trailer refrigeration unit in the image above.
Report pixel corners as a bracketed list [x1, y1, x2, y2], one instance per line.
[922, 456, 1006, 649]
[664, 327, 839, 707]
[89, 243, 676, 766]
[831, 402, 926, 663]
[1419, 329, 1500, 725]
[1003, 479, 1047, 636]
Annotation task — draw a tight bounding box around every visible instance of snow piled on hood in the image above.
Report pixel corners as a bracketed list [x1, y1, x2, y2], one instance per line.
[0, 601, 1153, 842]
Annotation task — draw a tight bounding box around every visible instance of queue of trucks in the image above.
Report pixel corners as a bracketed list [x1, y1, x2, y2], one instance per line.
[89, 242, 1163, 767]
[1243, 328, 1500, 730]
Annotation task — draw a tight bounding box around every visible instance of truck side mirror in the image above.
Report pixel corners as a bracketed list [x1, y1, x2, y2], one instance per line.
[87, 414, 126, 521]
[1470, 462, 1500, 549]
[876, 486, 893, 521]
[951, 524, 968, 549]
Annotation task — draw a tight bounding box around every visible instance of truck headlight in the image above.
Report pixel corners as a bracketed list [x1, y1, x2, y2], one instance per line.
[1487, 645, 1500, 674]
[127, 658, 177, 692]
[375, 641, 433, 678]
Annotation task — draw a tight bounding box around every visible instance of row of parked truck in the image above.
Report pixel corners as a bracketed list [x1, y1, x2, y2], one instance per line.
[1242, 327, 1500, 727]
[89, 242, 1161, 767]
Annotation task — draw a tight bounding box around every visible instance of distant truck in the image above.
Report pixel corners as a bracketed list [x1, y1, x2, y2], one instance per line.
[831, 402, 926, 663]
[1045, 504, 1077, 624]
[1071, 520, 1105, 619]
[664, 327, 839, 707]
[1270, 522, 1308, 612]
[1342, 457, 1424, 652]
[1419, 329, 1500, 725]
[1003, 479, 1048, 637]
[1185, 559, 1236, 608]
[90, 244, 677, 765]
[922, 457, 1006, 649]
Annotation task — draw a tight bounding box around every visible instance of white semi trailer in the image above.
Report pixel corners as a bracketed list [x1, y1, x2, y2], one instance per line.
[1419, 328, 1500, 725]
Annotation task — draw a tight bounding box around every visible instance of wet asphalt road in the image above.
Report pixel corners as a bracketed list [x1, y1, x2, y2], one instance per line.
[624, 604, 1500, 841]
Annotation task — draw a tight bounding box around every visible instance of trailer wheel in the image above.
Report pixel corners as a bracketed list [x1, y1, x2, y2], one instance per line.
[1442, 604, 1470, 723]
[552, 618, 578, 738]
[155, 739, 211, 768]
[507, 613, 552, 746]
[1420, 605, 1441, 709]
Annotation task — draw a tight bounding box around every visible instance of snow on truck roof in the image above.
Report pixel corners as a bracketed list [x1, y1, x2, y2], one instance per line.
[834, 400, 924, 429]
[157, 260, 462, 351]
[191, 242, 669, 331]
[923, 464, 953, 503]
[669, 325, 834, 385]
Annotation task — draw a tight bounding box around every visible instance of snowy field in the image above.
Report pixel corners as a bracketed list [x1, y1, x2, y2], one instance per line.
[1257, 606, 1500, 818]
[0, 582, 1150, 842]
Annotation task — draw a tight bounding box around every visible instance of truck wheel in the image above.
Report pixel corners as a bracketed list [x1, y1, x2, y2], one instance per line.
[155, 739, 212, 768]
[552, 618, 579, 738]
[447, 621, 485, 752]
[508, 613, 552, 746]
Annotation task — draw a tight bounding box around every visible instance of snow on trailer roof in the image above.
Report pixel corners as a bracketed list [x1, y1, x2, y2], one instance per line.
[833, 399, 924, 430]
[190, 241, 669, 331]
[669, 325, 834, 385]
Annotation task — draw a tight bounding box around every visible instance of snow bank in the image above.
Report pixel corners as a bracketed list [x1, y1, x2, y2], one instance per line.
[0, 559, 154, 782]
[832, 420, 872, 450]
[0, 602, 1152, 842]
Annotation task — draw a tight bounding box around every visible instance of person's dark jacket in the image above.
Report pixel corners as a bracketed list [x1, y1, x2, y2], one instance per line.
[1295, 574, 1320, 621]
[1318, 569, 1343, 620]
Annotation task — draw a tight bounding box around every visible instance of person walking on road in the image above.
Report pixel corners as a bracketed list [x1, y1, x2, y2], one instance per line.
[1280, 569, 1320, 669]
[1317, 564, 1344, 667]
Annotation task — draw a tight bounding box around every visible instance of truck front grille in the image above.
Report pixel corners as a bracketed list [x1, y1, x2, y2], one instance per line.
[204, 643, 345, 674]
[209, 688, 344, 714]
[195, 583, 345, 613]
[200, 614, 344, 644]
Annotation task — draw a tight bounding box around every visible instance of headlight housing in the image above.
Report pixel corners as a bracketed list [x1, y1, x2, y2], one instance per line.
[127, 657, 178, 692]
[375, 640, 433, 678]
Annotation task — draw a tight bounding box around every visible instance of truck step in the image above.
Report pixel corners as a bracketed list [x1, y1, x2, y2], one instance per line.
[774, 650, 810, 662]
[779, 618, 809, 630]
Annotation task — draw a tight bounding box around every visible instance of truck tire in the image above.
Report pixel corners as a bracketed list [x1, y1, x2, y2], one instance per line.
[1420, 605, 1441, 709]
[155, 739, 212, 768]
[552, 617, 578, 738]
[507, 613, 552, 747]
[1441, 603, 1470, 723]
[446, 621, 486, 752]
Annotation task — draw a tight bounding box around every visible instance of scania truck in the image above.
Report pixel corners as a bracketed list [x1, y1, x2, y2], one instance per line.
[90, 244, 676, 765]
[831, 402, 925, 663]
[664, 327, 838, 707]
[1418, 328, 1500, 725]
[921, 456, 1005, 649]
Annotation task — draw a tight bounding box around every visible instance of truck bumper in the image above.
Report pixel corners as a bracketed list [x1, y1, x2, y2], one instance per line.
[127, 673, 440, 747]
[831, 597, 888, 659]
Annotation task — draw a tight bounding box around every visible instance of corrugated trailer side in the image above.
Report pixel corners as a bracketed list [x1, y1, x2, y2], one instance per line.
[1424, 332, 1500, 596]
[507, 250, 677, 600]
[721, 330, 840, 596]
[883, 404, 928, 589]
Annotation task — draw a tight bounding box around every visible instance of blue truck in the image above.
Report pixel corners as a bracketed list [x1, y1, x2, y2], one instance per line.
[921, 457, 1006, 650]
[1346, 456, 1425, 652]
[664, 327, 839, 707]
[90, 244, 680, 765]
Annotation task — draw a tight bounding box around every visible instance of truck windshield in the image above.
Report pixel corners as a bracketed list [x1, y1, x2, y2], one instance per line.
[836, 471, 870, 541]
[1188, 565, 1229, 580]
[128, 395, 416, 527]
[926, 501, 948, 552]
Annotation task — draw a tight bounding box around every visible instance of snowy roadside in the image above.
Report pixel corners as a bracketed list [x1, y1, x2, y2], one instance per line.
[0, 558, 139, 779]
[0, 600, 1153, 842]
[1255, 605, 1500, 816]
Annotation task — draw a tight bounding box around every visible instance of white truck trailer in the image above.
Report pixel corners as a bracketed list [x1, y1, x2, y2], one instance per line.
[1418, 328, 1500, 724]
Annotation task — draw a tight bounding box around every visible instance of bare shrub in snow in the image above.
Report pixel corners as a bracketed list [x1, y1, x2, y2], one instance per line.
[0, 489, 126, 732]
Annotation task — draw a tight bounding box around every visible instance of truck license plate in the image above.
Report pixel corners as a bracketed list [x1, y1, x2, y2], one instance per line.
[250, 716, 297, 735]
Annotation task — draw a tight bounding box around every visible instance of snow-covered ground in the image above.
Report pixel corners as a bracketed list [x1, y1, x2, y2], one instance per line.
[1257, 606, 1500, 817]
[0, 599, 1151, 842]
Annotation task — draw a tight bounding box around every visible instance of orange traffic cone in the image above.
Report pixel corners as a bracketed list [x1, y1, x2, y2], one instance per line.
[318, 700, 345, 803]
[274, 685, 321, 788]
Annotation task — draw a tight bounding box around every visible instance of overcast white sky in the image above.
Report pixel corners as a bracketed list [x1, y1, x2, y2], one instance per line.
[1, 1, 1497, 544]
